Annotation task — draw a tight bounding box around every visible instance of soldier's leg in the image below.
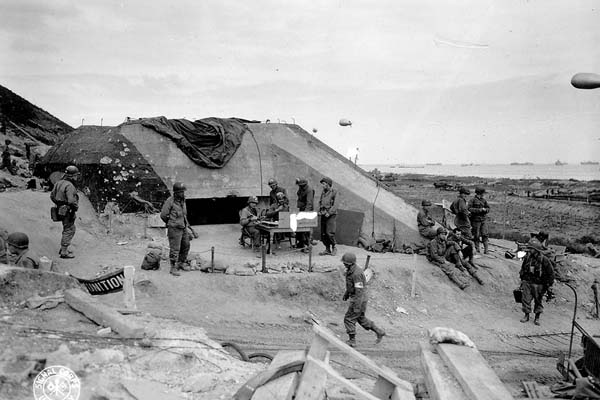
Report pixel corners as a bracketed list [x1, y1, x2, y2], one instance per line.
[60, 214, 76, 257]
[481, 221, 489, 254]
[520, 281, 533, 321]
[438, 263, 469, 290]
[327, 214, 337, 255]
[471, 221, 481, 252]
[463, 260, 484, 284]
[320, 215, 331, 251]
[344, 303, 359, 346]
[531, 283, 545, 315]
[247, 226, 261, 247]
[177, 229, 191, 270]
[167, 228, 183, 263]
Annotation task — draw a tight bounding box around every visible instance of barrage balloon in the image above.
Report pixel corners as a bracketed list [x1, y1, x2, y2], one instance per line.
[339, 118, 352, 127]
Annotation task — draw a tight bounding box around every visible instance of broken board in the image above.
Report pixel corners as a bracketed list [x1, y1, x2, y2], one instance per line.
[419, 342, 466, 400]
[436, 343, 514, 400]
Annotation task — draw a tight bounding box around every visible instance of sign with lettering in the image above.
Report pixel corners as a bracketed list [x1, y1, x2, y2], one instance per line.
[73, 268, 125, 295]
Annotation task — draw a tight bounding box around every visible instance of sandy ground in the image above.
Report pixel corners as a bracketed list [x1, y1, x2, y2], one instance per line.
[1, 187, 600, 399]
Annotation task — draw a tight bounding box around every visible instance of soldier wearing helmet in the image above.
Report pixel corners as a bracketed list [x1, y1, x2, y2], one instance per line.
[518, 239, 555, 326]
[295, 177, 315, 251]
[160, 182, 191, 276]
[267, 178, 287, 206]
[468, 186, 490, 254]
[6, 232, 39, 269]
[318, 176, 339, 256]
[239, 196, 261, 249]
[1, 139, 15, 175]
[426, 227, 470, 290]
[341, 252, 385, 347]
[450, 187, 472, 239]
[50, 165, 80, 258]
[417, 199, 437, 240]
[265, 192, 290, 250]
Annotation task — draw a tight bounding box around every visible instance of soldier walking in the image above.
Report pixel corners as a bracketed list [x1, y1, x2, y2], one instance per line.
[519, 240, 554, 325]
[160, 182, 191, 276]
[341, 252, 385, 347]
[468, 187, 490, 253]
[50, 165, 80, 258]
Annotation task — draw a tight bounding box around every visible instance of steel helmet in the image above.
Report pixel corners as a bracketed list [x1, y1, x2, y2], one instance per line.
[173, 182, 186, 192]
[248, 196, 258, 204]
[436, 227, 447, 235]
[421, 199, 432, 207]
[65, 165, 79, 175]
[459, 187, 470, 195]
[268, 178, 277, 186]
[475, 187, 486, 194]
[341, 252, 357, 264]
[7, 232, 29, 249]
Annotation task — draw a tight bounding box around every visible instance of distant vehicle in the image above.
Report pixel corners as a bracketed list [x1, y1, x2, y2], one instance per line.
[555, 160, 567, 166]
[581, 161, 599, 165]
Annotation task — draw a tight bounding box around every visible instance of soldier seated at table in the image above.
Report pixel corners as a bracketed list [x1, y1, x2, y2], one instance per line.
[265, 192, 290, 249]
[240, 196, 261, 250]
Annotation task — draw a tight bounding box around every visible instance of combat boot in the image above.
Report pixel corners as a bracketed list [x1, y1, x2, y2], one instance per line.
[483, 240, 489, 255]
[318, 246, 332, 256]
[169, 262, 180, 276]
[520, 313, 530, 323]
[534, 313, 541, 326]
[372, 326, 386, 344]
[346, 334, 356, 348]
[178, 262, 191, 271]
[474, 242, 481, 253]
[331, 246, 337, 256]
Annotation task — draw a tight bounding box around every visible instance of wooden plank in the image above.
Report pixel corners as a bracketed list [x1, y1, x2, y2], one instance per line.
[312, 324, 413, 393]
[419, 342, 465, 400]
[253, 350, 305, 400]
[436, 344, 514, 400]
[295, 351, 330, 400]
[304, 355, 380, 400]
[123, 265, 136, 310]
[64, 288, 147, 338]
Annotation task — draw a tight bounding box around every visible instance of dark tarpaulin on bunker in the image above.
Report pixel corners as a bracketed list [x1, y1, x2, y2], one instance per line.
[138, 116, 256, 168]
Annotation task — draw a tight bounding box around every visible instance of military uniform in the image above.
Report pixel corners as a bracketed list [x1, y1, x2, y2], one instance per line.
[318, 177, 339, 255]
[417, 207, 437, 240]
[450, 192, 472, 238]
[240, 204, 261, 247]
[446, 231, 483, 285]
[295, 178, 315, 249]
[51, 172, 79, 258]
[468, 192, 490, 253]
[427, 235, 470, 290]
[519, 246, 555, 324]
[160, 190, 191, 275]
[342, 257, 385, 346]
[11, 249, 39, 269]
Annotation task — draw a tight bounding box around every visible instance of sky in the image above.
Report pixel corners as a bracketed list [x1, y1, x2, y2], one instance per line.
[1, 0, 599, 165]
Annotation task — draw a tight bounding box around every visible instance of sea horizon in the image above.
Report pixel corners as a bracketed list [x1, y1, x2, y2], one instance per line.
[360, 163, 600, 181]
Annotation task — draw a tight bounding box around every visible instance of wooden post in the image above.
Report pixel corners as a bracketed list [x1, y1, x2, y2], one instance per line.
[308, 231, 313, 272]
[123, 265, 136, 310]
[211, 246, 215, 273]
[410, 253, 417, 298]
[261, 244, 267, 273]
[365, 255, 371, 270]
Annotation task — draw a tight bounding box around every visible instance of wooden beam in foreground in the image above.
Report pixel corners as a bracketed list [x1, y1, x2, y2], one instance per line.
[419, 342, 466, 400]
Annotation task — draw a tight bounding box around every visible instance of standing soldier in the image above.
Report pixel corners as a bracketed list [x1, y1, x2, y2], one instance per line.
[1, 139, 15, 175]
[468, 187, 490, 253]
[6, 232, 39, 269]
[267, 178, 286, 206]
[417, 200, 437, 240]
[295, 177, 314, 251]
[519, 240, 555, 325]
[50, 165, 80, 258]
[341, 252, 385, 347]
[450, 187, 472, 238]
[160, 182, 191, 276]
[318, 177, 339, 256]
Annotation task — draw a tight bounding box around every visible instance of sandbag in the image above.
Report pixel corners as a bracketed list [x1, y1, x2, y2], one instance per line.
[429, 326, 476, 348]
[141, 250, 161, 271]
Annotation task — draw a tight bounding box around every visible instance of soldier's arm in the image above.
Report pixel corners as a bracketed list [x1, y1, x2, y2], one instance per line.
[65, 184, 79, 210]
[160, 199, 171, 224]
[429, 241, 445, 263]
[329, 190, 339, 214]
[306, 188, 315, 211]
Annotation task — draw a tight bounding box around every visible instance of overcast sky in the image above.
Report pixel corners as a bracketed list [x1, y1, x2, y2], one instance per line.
[1, 0, 599, 164]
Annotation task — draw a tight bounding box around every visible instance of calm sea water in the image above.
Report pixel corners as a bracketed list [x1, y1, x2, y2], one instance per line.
[360, 164, 600, 181]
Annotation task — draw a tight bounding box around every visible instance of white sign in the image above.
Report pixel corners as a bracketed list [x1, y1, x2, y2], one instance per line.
[33, 365, 81, 400]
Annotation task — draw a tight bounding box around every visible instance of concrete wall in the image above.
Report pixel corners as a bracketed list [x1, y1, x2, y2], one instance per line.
[120, 122, 420, 244]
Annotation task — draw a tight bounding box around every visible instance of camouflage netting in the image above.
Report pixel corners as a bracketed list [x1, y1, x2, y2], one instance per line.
[35, 125, 170, 213]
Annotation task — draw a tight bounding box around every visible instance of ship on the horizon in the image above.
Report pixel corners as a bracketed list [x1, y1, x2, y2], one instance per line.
[510, 162, 534, 166]
[555, 160, 567, 166]
[581, 161, 599, 165]
[425, 162, 442, 166]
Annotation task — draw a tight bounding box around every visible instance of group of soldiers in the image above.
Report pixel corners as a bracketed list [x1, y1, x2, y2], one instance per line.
[417, 186, 555, 325]
[238, 176, 340, 256]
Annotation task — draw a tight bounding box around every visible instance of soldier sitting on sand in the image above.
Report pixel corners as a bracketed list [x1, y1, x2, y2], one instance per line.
[446, 228, 484, 285]
[426, 227, 470, 290]
[417, 199, 437, 240]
